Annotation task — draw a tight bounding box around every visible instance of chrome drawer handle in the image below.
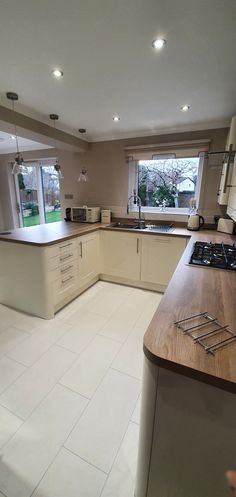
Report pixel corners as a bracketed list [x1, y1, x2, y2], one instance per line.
[61, 265, 73, 274]
[62, 275, 74, 284]
[59, 242, 73, 249]
[60, 254, 73, 262]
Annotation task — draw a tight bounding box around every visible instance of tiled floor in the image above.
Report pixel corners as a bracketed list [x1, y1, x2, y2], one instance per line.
[0, 282, 162, 497]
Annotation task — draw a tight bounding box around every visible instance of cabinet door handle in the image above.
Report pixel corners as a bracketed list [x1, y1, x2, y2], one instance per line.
[80, 241, 83, 258]
[59, 242, 73, 249]
[153, 237, 170, 243]
[60, 253, 73, 262]
[62, 275, 74, 284]
[226, 185, 236, 187]
[61, 265, 73, 274]
[136, 238, 139, 253]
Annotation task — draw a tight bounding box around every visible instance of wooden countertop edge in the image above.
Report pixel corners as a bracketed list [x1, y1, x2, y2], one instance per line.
[0, 223, 191, 246]
[143, 343, 236, 394]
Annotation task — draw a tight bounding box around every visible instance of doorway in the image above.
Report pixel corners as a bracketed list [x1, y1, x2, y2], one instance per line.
[14, 161, 62, 227]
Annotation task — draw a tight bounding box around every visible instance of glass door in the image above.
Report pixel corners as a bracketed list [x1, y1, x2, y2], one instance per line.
[14, 161, 62, 227]
[41, 164, 62, 223]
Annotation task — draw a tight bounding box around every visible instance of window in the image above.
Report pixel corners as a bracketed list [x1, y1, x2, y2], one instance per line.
[137, 157, 200, 209]
[14, 160, 62, 227]
[127, 140, 209, 213]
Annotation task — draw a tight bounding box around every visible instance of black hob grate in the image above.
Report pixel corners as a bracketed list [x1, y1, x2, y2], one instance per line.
[189, 241, 236, 270]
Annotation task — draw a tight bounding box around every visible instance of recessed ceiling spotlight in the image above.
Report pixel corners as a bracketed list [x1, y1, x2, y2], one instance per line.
[181, 105, 190, 112]
[78, 128, 86, 134]
[52, 69, 63, 78]
[10, 135, 16, 139]
[113, 115, 120, 122]
[152, 38, 166, 49]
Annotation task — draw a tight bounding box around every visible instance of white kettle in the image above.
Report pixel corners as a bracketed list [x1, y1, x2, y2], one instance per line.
[187, 213, 205, 231]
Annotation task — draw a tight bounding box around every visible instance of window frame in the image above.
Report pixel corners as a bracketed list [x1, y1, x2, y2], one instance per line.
[126, 140, 209, 215]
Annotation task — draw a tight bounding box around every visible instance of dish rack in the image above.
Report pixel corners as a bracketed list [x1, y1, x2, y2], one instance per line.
[174, 312, 236, 355]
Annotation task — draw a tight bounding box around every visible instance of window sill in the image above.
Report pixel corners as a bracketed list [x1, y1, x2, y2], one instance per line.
[128, 208, 189, 222]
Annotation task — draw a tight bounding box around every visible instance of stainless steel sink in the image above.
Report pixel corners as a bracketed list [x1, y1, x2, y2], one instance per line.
[144, 224, 174, 233]
[110, 223, 140, 229]
[109, 223, 174, 232]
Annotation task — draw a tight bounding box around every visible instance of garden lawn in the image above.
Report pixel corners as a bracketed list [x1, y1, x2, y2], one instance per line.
[23, 210, 62, 227]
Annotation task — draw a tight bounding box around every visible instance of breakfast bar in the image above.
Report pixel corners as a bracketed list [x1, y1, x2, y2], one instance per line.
[135, 232, 236, 497]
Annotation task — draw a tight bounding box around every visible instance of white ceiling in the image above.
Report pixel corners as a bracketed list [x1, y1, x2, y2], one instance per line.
[0, 131, 52, 155]
[0, 0, 235, 142]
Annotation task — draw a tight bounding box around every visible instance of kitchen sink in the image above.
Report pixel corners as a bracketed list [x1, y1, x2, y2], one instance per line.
[110, 223, 140, 229]
[109, 223, 174, 232]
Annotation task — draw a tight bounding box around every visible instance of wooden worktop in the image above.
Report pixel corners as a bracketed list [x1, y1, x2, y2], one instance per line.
[0, 221, 190, 246]
[144, 231, 236, 393]
[0, 221, 103, 246]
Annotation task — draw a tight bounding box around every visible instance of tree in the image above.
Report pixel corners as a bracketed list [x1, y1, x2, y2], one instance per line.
[137, 158, 198, 207]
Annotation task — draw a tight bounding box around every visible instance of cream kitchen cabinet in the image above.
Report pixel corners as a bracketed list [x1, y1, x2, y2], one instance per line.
[140, 235, 187, 288]
[100, 230, 141, 282]
[227, 156, 236, 222]
[47, 238, 78, 310]
[78, 232, 100, 289]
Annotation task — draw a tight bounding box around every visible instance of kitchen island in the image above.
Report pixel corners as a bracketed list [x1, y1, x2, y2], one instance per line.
[0, 221, 189, 318]
[136, 231, 236, 497]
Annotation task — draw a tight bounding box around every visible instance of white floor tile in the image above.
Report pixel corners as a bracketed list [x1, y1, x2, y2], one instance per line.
[0, 327, 29, 358]
[7, 334, 52, 367]
[60, 335, 121, 398]
[0, 384, 88, 497]
[65, 369, 141, 473]
[57, 312, 108, 354]
[112, 326, 144, 380]
[0, 357, 26, 395]
[14, 315, 47, 334]
[32, 447, 106, 497]
[0, 309, 24, 333]
[131, 395, 141, 425]
[0, 405, 22, 449]
[0, 345, 77, 419]
[15, 315, 72, 343]
[99, 302, 141, 343]
[101, 422, 139, 497]
[83, 288, 127, 318]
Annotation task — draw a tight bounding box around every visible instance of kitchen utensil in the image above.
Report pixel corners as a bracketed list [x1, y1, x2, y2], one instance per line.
[187, 213, 205, 231]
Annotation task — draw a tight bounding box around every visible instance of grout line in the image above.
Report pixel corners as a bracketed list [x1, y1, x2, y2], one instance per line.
[29, 396, 90, 497]
[57, 381, 91, 400]
[111, 366, 142, 382]
[63, 446, 109, 476]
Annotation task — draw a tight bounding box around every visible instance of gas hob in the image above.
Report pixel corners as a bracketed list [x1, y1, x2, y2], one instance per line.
[189, 241, 236, 271]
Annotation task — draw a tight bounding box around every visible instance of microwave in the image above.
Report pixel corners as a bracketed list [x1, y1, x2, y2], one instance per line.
[70, 206, 100, 223]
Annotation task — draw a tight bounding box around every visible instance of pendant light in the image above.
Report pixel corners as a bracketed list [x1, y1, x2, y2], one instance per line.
[49, 114, 64, 180]
[6, 92, 25, 175]
[78, 167, 89, 182]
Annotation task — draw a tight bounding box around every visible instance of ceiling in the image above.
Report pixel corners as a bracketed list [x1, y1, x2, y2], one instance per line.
[0, 131, 52, 155]
[0, 0, 235, 142]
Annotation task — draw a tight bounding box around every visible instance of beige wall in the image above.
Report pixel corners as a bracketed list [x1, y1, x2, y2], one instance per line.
[0, 126, 229, 229]
[77, 127, 229, 222]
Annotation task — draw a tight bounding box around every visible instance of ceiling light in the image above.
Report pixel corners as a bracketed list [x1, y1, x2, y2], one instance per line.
[49, 113, 64, 180]
[52, 69, 63, 78]
[6, 92, 25, 174]
[152, 38, 166, 49]
[181, 105, 190, 112]
[10, 135, 16, 140]
[78, 128, 86, 134]
[113, 116, 120, 122]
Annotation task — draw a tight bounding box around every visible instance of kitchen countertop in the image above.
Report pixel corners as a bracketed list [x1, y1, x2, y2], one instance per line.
[0, 221, 104, 246]
[144, 230, 236, 393]
[0, 220, 191, 246]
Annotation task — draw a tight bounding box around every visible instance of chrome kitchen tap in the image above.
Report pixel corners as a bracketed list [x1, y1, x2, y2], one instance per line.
[127, 191, 145, 228]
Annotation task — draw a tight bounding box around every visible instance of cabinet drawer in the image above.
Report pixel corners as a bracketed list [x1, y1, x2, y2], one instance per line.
[50, 260, 77, 281]
[47, 239, 76, 259]
[53, 273, 77, 305]
[49, 251, 76, 270]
